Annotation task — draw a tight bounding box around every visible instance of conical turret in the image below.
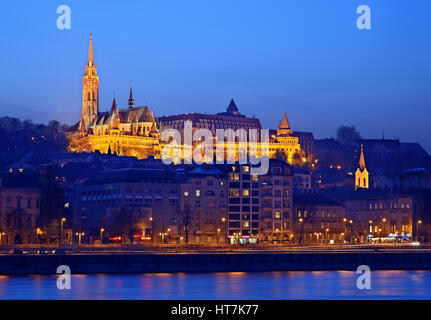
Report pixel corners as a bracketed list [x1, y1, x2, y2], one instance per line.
[280, 112, 290, 129]
[226, 98, 239, 115]
[128, 83, 134, 109]
[276, 112, 293, 137]
[359, 144, 366, 170]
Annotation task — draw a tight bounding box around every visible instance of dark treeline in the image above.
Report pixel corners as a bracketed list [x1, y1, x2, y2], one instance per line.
[0, 117, 69, 160]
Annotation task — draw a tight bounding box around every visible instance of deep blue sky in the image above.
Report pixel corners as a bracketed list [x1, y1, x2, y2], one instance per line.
[0, 0, 430, 151]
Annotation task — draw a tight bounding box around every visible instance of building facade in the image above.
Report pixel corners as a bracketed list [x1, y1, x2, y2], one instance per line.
[0, 173, 41, 244]
[340, 190, 431, 243]
[67, 34, 303, 165]
[227, 159, 294, 244]
[294, 194, 346, 244]
[74, 167, 178, 244]
[179, 166, 228, 244]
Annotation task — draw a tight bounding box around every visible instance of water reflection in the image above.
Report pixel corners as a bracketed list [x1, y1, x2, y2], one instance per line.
[0, 270, 430, 300]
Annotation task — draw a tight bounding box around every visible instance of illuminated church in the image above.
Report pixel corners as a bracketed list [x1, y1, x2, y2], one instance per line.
[67, 34, 161, 158]
[355, 145, 369, 189]
[67, 34, 302, 163]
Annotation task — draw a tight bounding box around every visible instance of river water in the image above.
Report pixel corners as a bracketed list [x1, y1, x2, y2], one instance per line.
[0, 270, 429, 299]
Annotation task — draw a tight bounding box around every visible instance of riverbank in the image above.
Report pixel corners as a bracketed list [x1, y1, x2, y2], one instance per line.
[1, 250, 431, 275]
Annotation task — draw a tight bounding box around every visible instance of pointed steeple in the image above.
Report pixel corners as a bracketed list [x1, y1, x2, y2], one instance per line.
[355, 144, 369, 190]
[226, 98, 239, 115]
[280, 112, 290, 129]
[109, 97, 120, 129]
[111, 97, 118, 112]
[88, 33, 94, 66]
[359, 144, 366, 170]
[128, 82, 134, 109]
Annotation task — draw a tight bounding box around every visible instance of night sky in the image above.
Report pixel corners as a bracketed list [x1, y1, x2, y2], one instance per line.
[0, 0, 430, 151]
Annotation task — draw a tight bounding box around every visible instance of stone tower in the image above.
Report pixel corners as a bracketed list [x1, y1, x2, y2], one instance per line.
[81, 33, 99, 130]
[355, 144, 369, 189]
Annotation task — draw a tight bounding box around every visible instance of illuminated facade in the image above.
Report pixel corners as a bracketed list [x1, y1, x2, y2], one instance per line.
[67, 34, 302, 163]
[355, 145, 369, 189]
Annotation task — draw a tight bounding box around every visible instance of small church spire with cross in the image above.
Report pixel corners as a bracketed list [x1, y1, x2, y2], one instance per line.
[355, 144, 369, 190]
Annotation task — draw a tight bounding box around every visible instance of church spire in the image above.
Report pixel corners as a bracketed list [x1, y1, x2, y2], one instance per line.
[88, 33, 94, 66]
[355, 144, 369, 190]
[82, 33, 99, 129]
[359, 144, 366, 170]
[111, 97, 118, 112]
[128, 82, 134, 109]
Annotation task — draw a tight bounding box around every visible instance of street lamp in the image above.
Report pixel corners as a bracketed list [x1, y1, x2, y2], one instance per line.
[160, 232, 167, 244]
[221, 217, 227, 244]
[149, 217, 154, 243]
[417, 220, 422, 241]
[100, 228, 104, 243]
[36, 228, 42, 244]
[60, 218, 66, 244]
[76, 232, 84, 245]
[0, 232, 5, 244]
[217, 228, 221, 245]
[348, 220, 353, 243]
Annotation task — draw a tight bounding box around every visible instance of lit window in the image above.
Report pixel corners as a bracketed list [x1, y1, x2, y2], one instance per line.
[184, 191, 189, 197]
[195, 190, 200, 197]
[242, 190, 250, 197]
[229, 173, 239, 181]
[229, 190, 240, 197]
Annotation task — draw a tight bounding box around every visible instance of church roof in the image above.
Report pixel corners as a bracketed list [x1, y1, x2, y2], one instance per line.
[90, 105, 155, 127]
[226, 98, 239, 114]
[158, 112, 261, 128]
